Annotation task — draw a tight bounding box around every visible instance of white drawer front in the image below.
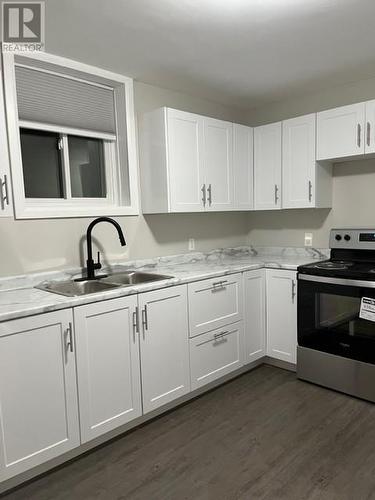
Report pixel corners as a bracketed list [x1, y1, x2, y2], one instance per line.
[188, 273, 243, 337]
[190, 322, 243, 390]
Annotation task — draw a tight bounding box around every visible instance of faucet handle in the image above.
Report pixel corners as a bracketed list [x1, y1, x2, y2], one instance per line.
[94, 251, 102, 271]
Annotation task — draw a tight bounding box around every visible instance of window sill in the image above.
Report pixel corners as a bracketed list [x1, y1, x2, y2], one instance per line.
[14, 204, 139, 219]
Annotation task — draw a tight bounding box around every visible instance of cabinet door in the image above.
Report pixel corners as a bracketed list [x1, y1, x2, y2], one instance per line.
[0, 310, 79, 481]
[254, 122, 282, 210]
[0, 54, 12, 218]
[266, 270, 297, 364]
[317, 103, 365, 160]
[282, 114, 316, 209]
[188, 273, 243, 337]
[74, 296, 142, 443]
[233, 124, 254, 210]
[190, 322, 243, 390]
[243, 270, 266, 364]
[365, 100, 375, 154]
[203, 117, 234, 211]
[167, 109, 205, 212]
[139, 285, 190, 413]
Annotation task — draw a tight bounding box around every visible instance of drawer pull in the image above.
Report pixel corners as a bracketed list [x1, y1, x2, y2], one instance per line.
[214, 330, 228, 339]
[212, 280, 228, 291]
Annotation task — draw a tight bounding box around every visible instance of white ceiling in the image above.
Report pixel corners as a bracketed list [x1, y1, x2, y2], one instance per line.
[45, 0, 375, 109]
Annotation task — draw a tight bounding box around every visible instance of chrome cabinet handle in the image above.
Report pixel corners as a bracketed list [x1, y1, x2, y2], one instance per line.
[291, 280, 296, 303]
[142, 305, 148, 331]
[357, 123, 361, 148]
[212, 280, 228, 291]
[274, 184, 279, 205]
[308, 180, 313, 202]
[207, 184, 212, 206]
[201, 184, 206, 207]
[367, 122, 371, 147]
[214, 330, 229, 342]
[0, 174, 9, 210]
[66, 322, 74, 353]
[132, 307, 139, 339]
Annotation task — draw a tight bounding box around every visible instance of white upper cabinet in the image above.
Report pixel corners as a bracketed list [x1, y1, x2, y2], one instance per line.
[0, 311, 80, 482]
[283, 114, 319, 209]
[140, 108, 252, 213]
[254, 122, 282, 210]
[0, 55, 13, 218]
[139, 285, 190, 413]
[74, 296, 142, 443]
[266, 269, 297, 364]
[233, 124, 254, 210]
[203, 117, 234, 211]
[167, 109, 205, 212]
[317, 103, 365, 160]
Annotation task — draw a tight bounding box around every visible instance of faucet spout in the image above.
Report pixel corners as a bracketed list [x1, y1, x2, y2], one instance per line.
[85, 217, 126, 280]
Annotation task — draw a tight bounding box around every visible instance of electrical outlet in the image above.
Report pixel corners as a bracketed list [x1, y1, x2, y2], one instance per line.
[188, 238, 195, 251]
[304, 233, 313, 247]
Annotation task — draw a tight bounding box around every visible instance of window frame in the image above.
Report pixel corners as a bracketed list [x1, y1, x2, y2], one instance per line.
[2, 52, 139, 219]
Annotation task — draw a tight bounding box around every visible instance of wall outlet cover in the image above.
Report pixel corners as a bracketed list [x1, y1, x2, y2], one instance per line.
[304, 233, 313, 247]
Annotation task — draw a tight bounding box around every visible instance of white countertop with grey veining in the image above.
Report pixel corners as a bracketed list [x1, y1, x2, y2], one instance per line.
[0, 246, 328, 323]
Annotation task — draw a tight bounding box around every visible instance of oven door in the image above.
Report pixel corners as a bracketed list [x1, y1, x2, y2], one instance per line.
[298, 274, 375, 364]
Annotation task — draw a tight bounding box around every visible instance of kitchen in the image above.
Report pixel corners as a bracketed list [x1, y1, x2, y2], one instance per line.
[2, 1, 375, 499]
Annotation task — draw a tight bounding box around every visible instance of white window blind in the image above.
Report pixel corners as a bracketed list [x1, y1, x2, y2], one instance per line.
[15, 65, 117, 137]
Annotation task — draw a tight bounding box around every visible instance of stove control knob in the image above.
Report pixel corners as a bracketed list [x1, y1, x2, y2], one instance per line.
[335, 234, 342, 241]
[344, 234, 351, 241]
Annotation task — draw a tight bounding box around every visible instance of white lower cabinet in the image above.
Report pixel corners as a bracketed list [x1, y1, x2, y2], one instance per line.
[266, 269, 297, 364]
[0, 310, 80, 482]
[74, 296, 142, 443]
[190, 322, 244, 390]
[138, 285, 190, 413]
[243, 269, 266, 363]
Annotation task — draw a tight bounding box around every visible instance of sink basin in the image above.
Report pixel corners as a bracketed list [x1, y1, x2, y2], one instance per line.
[101, 271, 173, 286]
[37, 279, 120, 297]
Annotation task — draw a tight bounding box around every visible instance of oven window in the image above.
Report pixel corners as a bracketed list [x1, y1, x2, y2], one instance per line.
[317, 293, 375, 338]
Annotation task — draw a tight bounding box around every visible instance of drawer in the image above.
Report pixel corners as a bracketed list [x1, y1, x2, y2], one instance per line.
[188, 273, 243, 337]
[189, 322, 243, 390]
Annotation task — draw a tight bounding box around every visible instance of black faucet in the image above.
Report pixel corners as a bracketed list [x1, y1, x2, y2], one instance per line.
[85, 217, 126, 280]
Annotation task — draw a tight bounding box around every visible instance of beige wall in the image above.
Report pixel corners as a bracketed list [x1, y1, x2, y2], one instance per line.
[0, 82, 248, 277]
[246, 77, 375, 249]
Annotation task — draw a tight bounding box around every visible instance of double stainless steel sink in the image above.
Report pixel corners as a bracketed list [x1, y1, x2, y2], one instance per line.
[37, 271, 173, 297]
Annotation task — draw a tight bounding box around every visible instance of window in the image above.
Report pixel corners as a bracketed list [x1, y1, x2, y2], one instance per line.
[2, 52, 139, 218]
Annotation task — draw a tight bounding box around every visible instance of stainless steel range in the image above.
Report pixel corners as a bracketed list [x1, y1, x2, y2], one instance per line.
[297, 228, 375, 402]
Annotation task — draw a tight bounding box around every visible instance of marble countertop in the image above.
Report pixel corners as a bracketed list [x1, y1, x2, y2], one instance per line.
[0, 246, 328, 323]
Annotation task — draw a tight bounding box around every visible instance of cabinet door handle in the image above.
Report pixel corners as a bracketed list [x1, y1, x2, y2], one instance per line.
[132, 307, 139, 339]
[274, 184, 279, 205]
[201, 184, 206, 207]
[291, 280, 296, 303]
[0, 174, 9, 210]
[357, 123, 361, 148]
[142, 305, 148, 331]
[207, 183, 212, 206]
[66, 322, 74, 353]
[308, 180, 313, 202]
[367, 122, 371, 147]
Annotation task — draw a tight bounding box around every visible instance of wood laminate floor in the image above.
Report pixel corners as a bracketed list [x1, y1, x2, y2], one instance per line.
[3, 365, 375, 500]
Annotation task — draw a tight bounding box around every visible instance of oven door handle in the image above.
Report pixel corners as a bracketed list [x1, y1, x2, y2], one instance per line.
[299, 274, 375, 289]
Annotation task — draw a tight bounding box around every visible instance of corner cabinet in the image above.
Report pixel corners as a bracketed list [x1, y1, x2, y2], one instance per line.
[243, 269, 266, 363]
[233, 124, 254, 210]
[254, 122, 282, 210]
[74, 296, 142, 443]
[0, 310, 80, 482]
[266, 269, 297, 364]
[282, 114, 332, 209]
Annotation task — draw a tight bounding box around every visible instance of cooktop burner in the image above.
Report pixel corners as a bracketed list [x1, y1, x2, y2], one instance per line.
[314, 261, 353, 270]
